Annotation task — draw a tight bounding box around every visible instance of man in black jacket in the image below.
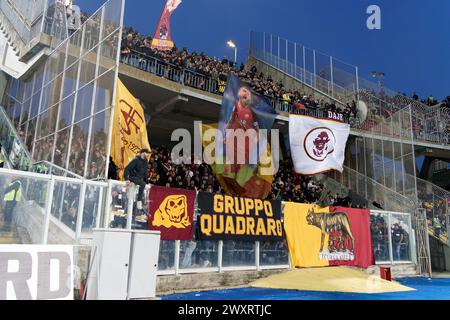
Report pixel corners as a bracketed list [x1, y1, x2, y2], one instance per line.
[124, 149, 150, 209]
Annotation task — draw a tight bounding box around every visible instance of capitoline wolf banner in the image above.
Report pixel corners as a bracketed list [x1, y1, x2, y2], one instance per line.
[148, 186, 196, 240]
[197, 192, 284, 241]
[283, 203, 374, 268]
[289, 115, 350, 175]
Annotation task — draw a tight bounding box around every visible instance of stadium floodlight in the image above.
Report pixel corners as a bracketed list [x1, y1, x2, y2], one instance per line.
[372, 71, 385, 91]
[372, 71, 385, 78]
[227, 40, 237, 63]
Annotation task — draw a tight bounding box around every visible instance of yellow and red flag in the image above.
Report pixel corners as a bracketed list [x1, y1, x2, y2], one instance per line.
[283, 203, 374, 268]
[110, 79, 151, 180]
[151, 0, 182, 51]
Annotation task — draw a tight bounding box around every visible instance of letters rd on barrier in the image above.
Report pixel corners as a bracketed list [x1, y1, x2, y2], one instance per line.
[197, 192, 284, 241]
[0, 245, 73, 300]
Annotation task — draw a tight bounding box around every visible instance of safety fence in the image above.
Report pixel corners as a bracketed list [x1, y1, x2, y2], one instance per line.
[249, 32, 450, 146]
[0, 168, 416, 280]
[250, 48, 356, 106]
[0, 105, 81, 178]
[1, 0, 124, 180]
[413, 175, 450, 245]
[249, 31, 357, 103]
[357, 91, 450, 145]
[320, 164, 437, 275]
[121, 46, 448, 146]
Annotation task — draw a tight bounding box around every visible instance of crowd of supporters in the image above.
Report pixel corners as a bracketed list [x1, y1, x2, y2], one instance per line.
[120, 28, 358, 121]
[412, 93, 450, 108]
[109, 146, 363, 209]
[118, 27, 450, 152]
[440, 96, 450, 109]
[420, 188, 448, 241]
[370, 214, 411, 261]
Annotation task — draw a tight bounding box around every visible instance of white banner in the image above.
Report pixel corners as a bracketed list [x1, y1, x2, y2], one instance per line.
[289, 115, 350, 175]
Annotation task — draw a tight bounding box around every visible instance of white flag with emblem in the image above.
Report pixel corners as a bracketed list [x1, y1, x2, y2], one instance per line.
[289, 115, 350, 175]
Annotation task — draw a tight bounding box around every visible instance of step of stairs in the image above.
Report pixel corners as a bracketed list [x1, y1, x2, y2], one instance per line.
[0, 230, 22, 244]
[365, 264, 418, 278]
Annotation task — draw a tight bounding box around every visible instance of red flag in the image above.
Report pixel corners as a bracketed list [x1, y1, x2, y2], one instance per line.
[328, 207, 375, 268]
[151, 0, 182, 51]
[148, 185, 195, 240]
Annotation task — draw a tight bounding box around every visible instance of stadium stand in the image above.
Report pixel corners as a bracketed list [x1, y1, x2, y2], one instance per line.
[119, 27, 357, 123]
[118, 146, 362, 208]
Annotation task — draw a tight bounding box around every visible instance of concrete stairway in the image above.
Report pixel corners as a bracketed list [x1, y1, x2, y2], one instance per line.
[0, 10, 23, 57]
[366, 264, 419, 278]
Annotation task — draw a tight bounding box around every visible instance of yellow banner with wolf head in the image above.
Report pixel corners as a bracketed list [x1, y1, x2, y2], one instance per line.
[283, 203, 330, 267]
[111, 79, 151, 180]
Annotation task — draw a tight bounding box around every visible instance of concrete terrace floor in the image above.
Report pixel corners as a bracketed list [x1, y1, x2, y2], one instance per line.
[162, 277, 450, 300]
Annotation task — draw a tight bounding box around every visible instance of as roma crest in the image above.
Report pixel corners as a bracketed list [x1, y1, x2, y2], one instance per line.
[304, 127, 336, 162]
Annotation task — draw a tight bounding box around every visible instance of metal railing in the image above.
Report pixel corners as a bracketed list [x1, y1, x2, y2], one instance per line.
[251, 49, 356, 106]
[121, 51, 222, 94]
[31, 161, 82, 179]
[412, 174, 450, 245]
[120, 51, 352, 124]
[0, 105, 79, 178]
[358, 76, 435, 113]
[318, 166, 418, 265]
[249, 32, 450, 146]
[0, 166, 419, 278]
[320, 165, 416, 213]
[357, 91, 450, 145]
[0, 168, 291, 275]
[321, 164, 448, 251]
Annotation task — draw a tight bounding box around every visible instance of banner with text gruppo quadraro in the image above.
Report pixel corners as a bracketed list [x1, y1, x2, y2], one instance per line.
[197, 192, 284, 241]
[283, 203, 374, 268]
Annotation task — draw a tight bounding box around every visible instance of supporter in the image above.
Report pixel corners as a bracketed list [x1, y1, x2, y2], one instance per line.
[108, 156, 119, 180]
[61, 205, 77, 231]
[118, 27, 350, 121]
[392, 223, 404, 260]
[427, 95, 437, 106]
[433, 215, 442, 238]
[371, 214, 389, 261]
[112, 146, 354, 208]
[124, 149, 150, 210]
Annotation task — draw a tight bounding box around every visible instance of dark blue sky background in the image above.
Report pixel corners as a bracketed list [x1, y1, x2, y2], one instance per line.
[78, 0, 450, 100]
